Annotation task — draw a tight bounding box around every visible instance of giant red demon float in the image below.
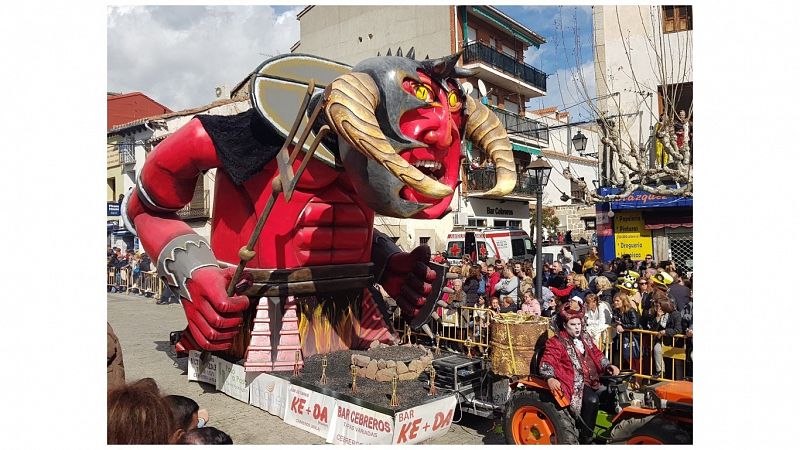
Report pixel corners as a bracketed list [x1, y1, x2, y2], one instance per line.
[121, 50, 516, 372]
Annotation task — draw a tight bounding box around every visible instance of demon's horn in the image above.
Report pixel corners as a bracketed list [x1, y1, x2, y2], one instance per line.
[323, 72, 453, 199]
[421, 51, 463, 78]
[386, 48, 393, 57]
[463, 95, 516, 196]
[397, 47, 403, 58]
[406, 47, 416, 59]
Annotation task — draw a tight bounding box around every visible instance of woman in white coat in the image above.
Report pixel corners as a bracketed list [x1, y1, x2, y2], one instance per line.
[584, 293, 612, 349]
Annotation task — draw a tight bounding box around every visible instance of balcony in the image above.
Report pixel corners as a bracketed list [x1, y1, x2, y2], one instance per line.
[490, 106, 549, 145]
[461, 42, 547, 96]
[112, 142, 136, 166]
[176, 190, 211, 220]
[462, 164, 536, 200]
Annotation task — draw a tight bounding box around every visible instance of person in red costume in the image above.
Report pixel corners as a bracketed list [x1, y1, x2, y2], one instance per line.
[539, 302, 620, 444]
[120, 51, 517, 371]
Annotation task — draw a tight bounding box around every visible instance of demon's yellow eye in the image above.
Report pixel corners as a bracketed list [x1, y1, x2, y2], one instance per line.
[414, 84, 433, 102]
[447, 91, 460, 109]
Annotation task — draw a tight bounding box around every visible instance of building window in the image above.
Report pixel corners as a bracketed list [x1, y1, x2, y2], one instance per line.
[662, 6, 692, 33]
[489, 37, 496, 49]
[467, 218, 488, 228]
[467, 26, 477, 44]
[419, 236, 430, 246]
[501, 45, 517, 59]
[583, 218, 597, 231]
[494, 219, 520, 229]
[658, 82, 693, 118]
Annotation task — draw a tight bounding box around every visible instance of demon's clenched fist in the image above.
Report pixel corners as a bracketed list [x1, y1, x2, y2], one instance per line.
[381, 246, 438, 320]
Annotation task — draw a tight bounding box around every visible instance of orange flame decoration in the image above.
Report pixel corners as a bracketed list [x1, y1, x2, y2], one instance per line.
[297, 290, 364, 356]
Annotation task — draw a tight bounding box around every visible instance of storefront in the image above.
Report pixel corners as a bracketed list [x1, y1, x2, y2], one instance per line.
[596, 188, 693, 272]
[461, 197, 531, 235]
[107, 202, 138, 251]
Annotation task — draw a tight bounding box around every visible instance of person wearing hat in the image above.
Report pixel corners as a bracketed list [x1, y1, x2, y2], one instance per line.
[649, 271, 677, 308]
[615, 277, 640, 313]
[539, 302, 620, 444]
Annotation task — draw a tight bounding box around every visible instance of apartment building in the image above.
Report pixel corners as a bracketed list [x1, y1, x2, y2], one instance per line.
[592, 5, 693, 269]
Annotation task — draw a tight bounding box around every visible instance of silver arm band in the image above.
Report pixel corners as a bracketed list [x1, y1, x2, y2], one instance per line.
[120, 187, 137, 236]
[157, 235, 218, 301]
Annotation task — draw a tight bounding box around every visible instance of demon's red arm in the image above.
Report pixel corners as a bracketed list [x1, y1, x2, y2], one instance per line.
[122, 118, 249, 352]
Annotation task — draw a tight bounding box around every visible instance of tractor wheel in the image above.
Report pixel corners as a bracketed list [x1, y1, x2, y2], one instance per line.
[610, 416, 691, 445]
[503, 390, 579, 445]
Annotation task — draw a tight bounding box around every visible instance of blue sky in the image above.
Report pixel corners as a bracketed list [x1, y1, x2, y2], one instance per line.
[496, 5, 596, 121]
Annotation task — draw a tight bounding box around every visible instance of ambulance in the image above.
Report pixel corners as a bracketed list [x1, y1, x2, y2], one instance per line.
[444, 228, 535, 265]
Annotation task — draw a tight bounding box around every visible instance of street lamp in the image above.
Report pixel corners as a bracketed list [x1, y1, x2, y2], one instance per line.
[527, 156, 552, 304]
[572, 130, 588, 153]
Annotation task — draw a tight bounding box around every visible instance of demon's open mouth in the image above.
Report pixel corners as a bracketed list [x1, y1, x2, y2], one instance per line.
[411, 160, 446, 181]
[397, 147, 459, 213]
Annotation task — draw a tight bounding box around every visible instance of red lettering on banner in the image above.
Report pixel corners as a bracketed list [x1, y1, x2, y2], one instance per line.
[432, 409, 454, 431]
[337, 406, 350, 420]
[397, 410, 414, 422]
[395, 418, 421, 443]
[313, 404, 328, 423]
[291, 397, 306, 414]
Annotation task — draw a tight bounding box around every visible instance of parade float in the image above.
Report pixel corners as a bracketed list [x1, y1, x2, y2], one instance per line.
[123, 49, 691, 445]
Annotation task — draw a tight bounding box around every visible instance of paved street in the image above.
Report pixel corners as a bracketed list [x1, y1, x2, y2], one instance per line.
[108, 292, 505, 444]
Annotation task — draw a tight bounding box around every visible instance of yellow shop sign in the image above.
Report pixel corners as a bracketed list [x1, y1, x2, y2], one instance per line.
[613, 211, 653, 260]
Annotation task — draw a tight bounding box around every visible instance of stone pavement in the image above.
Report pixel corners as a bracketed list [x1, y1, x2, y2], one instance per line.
[107, 292, 505, 445]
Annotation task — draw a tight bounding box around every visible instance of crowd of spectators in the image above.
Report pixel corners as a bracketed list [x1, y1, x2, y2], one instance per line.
[107, 246, 152, 293]
[426, 247, 693, 378]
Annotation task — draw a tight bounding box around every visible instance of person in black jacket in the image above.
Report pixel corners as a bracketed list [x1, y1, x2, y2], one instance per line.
[463, 265, 481, 307]
[651, 297, 684, 379]
[611, 292, 640, 370]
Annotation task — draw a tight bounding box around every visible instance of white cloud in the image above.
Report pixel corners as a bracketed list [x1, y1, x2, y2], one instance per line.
[107, 5, 302, 111]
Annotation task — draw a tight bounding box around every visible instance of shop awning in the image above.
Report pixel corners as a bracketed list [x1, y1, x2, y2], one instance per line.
[511, 143, 541, 155]
[643, 211, 693, 230]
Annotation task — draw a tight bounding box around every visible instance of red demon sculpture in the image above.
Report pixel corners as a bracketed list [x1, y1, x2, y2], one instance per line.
[121, 50, 516, 371]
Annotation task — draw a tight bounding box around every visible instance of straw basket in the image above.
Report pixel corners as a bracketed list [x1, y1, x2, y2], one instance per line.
[489, 314, 551, 377]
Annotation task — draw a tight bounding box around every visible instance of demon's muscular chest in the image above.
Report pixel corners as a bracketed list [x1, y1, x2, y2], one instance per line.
[209, 156, 375, 269]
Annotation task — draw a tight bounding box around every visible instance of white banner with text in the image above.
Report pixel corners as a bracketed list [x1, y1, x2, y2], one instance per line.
[326, 399, 394, 445]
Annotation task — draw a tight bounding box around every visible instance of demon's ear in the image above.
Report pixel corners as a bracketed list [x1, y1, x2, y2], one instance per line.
[323, 72, 453, 199]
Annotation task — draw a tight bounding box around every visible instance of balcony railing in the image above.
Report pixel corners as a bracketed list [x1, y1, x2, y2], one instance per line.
[490, 106, 549, 144]
[462, 41, 547, 92]
[118, 143, 136, 165]
[176, 190, 211, 220]
[462, 164, 537, 198]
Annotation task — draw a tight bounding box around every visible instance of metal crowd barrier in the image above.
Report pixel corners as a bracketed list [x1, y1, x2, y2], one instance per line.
[394, 305, 493, 355]
[107, 268, 163, 298]
[603, 328, 691, 383]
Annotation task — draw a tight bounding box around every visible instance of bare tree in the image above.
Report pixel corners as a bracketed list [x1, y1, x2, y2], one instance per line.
[557, 5, 693, 203]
